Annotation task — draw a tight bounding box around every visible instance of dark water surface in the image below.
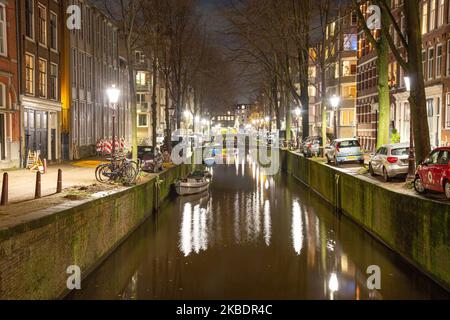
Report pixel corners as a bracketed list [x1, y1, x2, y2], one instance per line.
[69, 155, 449, 300]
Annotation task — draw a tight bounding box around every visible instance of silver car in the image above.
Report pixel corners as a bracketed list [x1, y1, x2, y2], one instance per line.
[325, 138, 364, 166]
[368, 143, 410, 182]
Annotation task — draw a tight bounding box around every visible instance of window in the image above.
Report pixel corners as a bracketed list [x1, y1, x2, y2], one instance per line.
[422, 2, 428, 34]
[50, 12, 57, 50]
[427, 99, 434, 116]
[138, 114, 148, 127]
[0, 4, 6, 56]
[446, 93, 450, 128]
[436, 44, 442, 78]
[50, 63, 57, 100]
[422, 50, 427, 76]
[136, 71, 147, 87]
[428, 47, 434, 80]
[38, 5, 47, 46]
[25, 54, 35, 94]
[340, 110, 355, 126]
[343, 34, 357, 51]
[342, 60, 357, 76]
[39, 59, 47, 98]
[0, 83, 6, 108]
[430, 0, 436, 31]
[438, 0, 445, 26]
[308, 85, 316, 97]
[342, 85, 356, 98]
[71, 49, 77, 88]
[351, 12, 357, 26]
[25, 0, 34, 39]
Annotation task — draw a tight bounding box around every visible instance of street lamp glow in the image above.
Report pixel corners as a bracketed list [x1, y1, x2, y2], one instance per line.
[330, 95, 340, 109]
[195, 115, 201, 123]
[183, 110, 192, 118]
[294, 107, 301, 117]
[404, 76, 411, 92]
[107, 85, 120, 104]
[201, 118, 208, 125]
[265, 116, 270, 122]
[328, 273, 339, 292]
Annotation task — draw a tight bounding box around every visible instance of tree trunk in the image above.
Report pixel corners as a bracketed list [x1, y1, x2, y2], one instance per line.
[127, 43, 138, 160]
[321, 67, 327, 147]
[151, 56, 158, 148]
[376, 23, 390, 149]
[404, 1, 431, 162]
[164, 76, 172, 153]
[300, 50, 310, 140]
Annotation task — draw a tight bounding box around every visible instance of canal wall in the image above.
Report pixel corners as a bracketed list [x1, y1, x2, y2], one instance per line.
[0, 164, 190, 300]
[281, 150, 450, 291]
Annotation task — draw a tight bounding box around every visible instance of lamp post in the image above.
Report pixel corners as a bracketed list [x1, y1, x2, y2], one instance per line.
[294, 107, 301, 149]
[330, 95, 340, 140]
[404, 76, 415, 180]
[107, 85, 120, 155]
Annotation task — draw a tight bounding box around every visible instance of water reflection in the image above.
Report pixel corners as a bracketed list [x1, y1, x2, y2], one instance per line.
[68, 154, 450, 300]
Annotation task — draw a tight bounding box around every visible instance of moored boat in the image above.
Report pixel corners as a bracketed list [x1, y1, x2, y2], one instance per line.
[175, 171, 211, 196]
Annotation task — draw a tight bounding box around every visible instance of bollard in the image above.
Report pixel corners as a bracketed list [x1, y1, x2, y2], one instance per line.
[43, 159, 47, 174]
[1, 172, 8, 206]
[35, 171, 42, 199]
[57, 169, 62, 193]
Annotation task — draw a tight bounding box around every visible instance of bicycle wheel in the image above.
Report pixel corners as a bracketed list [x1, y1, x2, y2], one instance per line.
[96, 164, 114, 183]
[121, 164, 138, 185]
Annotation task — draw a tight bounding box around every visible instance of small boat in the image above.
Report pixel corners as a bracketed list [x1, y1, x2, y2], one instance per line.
[204, 157, 215, 167]
[175, 171, 211, 196]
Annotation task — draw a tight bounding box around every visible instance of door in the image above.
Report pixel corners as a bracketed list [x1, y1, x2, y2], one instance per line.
[432, 150, 450, 192]
[422, 150, 440, 189]
[51, 129, 56, 161]
[24, 109, 48, 160]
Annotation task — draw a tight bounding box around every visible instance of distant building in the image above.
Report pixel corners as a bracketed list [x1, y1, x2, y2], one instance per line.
[0, 0, 20, 169]
[211, 109, 236, 129]
[18, 0, 63, 164]
[234, 103, 252, 128]
[61, 0, 132, 159]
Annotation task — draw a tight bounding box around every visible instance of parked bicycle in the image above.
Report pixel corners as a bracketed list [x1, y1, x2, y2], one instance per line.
[95, 152, 140, 185]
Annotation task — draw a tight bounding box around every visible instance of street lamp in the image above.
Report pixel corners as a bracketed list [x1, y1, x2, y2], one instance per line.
[293, 107, 301, 149]
[330, 95, 340, 139]
[404, 76, 415, 181]
[107, 85, 120, 155]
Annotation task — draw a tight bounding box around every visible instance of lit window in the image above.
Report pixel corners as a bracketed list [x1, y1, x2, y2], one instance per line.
[422, 3, 428, 34]
[39, 59, 47, 98]
[138, 114, 148, 127]
[428, 47, 435, 80]
[25, 54, 35, 95]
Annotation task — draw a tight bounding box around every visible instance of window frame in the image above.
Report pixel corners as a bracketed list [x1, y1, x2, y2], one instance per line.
[25, 53, 35, 95]
[0, 4, 7, 57]
[38, 58, 47, 98]
[25, 0, 35, 40]
[37, 4, 47, 47]
[49, 11, 58, 51]
[50, 63, 58, 100]
[436, 44, 443, 78]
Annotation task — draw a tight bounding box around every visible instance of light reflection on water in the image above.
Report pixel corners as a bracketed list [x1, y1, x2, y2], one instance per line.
[68, 154, 450, 300]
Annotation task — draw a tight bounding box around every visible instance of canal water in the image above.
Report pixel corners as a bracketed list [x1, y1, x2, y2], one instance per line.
[68, 154, 449, 300]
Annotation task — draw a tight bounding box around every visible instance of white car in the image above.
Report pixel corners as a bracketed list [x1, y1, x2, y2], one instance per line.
[369, 143, 410, 182]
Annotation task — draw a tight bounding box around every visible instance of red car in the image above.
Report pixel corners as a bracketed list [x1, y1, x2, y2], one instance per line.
[414, 147, 450, 199]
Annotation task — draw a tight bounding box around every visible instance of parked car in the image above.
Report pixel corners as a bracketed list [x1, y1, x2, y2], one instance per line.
[368, 143, 410, 182]
[138, 146, 164, 173]
[414, 147, 450, 199]
[325, 138, 364, 166]
[302, 136, 323, 158]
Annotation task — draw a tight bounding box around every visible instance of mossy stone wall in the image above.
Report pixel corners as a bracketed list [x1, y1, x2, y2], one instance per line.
[281, 150, 450, 291]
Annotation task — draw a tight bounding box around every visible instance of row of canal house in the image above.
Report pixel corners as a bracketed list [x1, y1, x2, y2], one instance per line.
[357, 0, 450, 151]
[0, 0, 138, 169]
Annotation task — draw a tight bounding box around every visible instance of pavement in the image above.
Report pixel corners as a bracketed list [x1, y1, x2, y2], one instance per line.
[0, 159, 107, 204]
[291, 149, 450, 203]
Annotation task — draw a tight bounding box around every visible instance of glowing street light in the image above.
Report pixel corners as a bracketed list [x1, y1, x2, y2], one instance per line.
[329, 95, 340, 139]
[107, 85, 121, 155]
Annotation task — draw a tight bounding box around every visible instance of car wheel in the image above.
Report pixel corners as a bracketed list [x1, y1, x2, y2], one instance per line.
[369, 163, 375, 176]
[334, 157, 339, 167]
[444, 181, 450, 200]
[414, 176, 426, 194]
[382, 167, 390, 182]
